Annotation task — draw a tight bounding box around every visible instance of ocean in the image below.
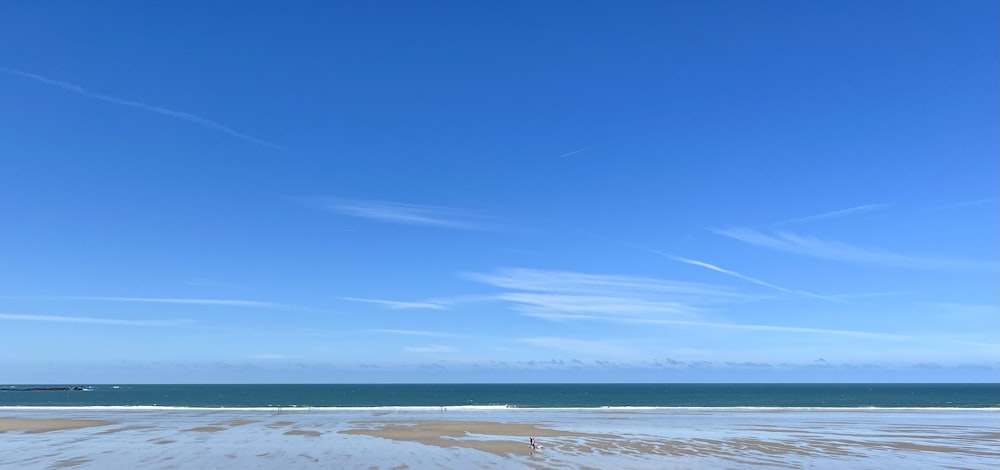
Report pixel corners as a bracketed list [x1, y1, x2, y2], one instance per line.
[2, 383, 997, 408]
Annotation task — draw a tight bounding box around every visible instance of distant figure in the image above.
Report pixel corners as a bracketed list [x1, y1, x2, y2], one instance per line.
[529, 437, 537, 450]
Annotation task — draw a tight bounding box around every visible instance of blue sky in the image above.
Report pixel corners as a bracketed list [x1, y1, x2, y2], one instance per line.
[1, 1, 997, 383]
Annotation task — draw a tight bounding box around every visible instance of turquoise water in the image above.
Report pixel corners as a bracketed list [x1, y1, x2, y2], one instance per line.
[2, 383, 997, 408]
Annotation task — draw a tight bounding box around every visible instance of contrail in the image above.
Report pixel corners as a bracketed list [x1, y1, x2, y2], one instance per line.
[653, 250, 840, 301]
[771, 204, 887, 226]
[558, 146, 596, 158]
[2, 68, 284, 150]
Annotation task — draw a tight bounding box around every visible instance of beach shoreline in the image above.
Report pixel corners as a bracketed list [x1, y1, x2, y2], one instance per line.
[2, 407, 997, 469]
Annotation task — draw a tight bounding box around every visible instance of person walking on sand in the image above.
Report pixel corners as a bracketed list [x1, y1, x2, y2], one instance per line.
[529, 437, 537, 450]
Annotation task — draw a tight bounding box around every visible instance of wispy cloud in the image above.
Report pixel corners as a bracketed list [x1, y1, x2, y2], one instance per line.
[464, 268, 747, 320]
[518, 337, 634, 356]
[516, 314, 911, 341]
[463, 268, 916, 341]
[654, 251, 837, 301]
[558, 146, 596, 158]
[184, 278, 236, 288]
[341, 297, 446, 310]
[823, 291, 911, 300]
[297, 197, 484, 229]
[930, 197, 1000, 211]
[404, 344, 458, 353]
[247, 354, 299, 360]
[465, 268, 745, 300]
[497, 292, 698, 316]
[714, 228, 998, 271]
[630, 318, 912, 340]
[1, 68, 283, 149]
[771, 203, 888, 226]
[0, 313, 191, 327]
[66, 296, 297, 309]
[923, 302, 997, 313]
[370, 329, 470, 338]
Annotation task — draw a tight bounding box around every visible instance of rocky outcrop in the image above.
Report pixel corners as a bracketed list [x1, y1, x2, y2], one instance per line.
[0, 386, 91, 391]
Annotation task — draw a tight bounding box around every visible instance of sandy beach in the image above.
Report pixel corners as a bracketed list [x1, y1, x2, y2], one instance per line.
[0, 418, 113, 434]
[1, 408, 997, 469]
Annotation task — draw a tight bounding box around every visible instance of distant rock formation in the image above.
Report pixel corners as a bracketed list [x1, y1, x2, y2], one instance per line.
[0, 386, 90, 391]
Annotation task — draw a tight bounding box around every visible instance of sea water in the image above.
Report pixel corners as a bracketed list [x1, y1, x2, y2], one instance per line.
[2, 383, 997, 408]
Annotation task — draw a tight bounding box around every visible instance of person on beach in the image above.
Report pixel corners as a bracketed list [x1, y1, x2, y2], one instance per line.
[529, 437, 537, 450]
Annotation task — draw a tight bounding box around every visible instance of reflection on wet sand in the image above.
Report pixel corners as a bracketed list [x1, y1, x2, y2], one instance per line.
[1, 408, 997, 469]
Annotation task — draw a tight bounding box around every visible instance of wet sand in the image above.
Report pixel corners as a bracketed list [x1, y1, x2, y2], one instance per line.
[0, 417, 113, 434]
[340, 420, 616, 458]
[0, 408, 996, 469]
